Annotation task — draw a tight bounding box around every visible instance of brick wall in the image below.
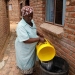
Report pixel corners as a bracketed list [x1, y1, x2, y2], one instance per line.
[8, 0, 20, 22]
[30, 0, 75, 75]
[0, 0, 10, 60]
[18, 0, 29, 19]
[18, 0, 25, 6]
[18, 0, 29, 6]
[30, 0, 45, 26]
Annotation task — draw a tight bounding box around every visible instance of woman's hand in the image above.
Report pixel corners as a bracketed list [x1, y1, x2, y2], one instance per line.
[39, 37, 45, 43]
[39, 34, 44, 38]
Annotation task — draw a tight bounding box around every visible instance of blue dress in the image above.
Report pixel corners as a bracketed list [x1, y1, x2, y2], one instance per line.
[15, 18, 38, 70]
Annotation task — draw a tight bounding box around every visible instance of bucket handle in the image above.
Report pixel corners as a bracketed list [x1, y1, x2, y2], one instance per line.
[37, 38, 50, 46]
[45, 39, 53, 46]
[44, 39, 53, 45]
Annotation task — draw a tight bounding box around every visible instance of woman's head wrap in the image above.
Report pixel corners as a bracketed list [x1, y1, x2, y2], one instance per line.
[21, 6, 33, 16]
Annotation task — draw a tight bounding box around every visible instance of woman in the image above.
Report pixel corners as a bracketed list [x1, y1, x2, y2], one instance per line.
[15, 6, 45, 75]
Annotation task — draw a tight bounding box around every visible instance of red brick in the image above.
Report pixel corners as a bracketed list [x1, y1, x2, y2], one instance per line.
[69, 70, 75, 75]
[66, 6, 75, 11]
[64, 23, 69, 27]
[65, 54, 75, 64]
[61, 38, 75, 47]
[69, 18, 75, 24]
[67, 34, 75, 41]
[70, 1, 75, 6]
[64, 28, 74, 34]
[65, 17, 70, 23]
[68, 24, 75, 30]
[71, 52, 75, 58]
[70, 12, 75, 18]
[69, 60, 75, 70]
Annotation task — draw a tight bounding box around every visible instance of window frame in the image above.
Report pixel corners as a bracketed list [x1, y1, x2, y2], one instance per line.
[9, 4, 12, 11]
[45, 0, 66, 26]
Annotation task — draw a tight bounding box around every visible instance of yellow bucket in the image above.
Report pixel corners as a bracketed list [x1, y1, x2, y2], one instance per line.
[36, 39, 56, 61]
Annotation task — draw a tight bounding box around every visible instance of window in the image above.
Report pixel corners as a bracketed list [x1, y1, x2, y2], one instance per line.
[46, 0, 66, 25]
[9, 4, 12, 11]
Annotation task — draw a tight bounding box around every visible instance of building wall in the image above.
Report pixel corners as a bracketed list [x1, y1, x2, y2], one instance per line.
[30, 0, 45, 32]
[8, 0, 20, 22]
[18, 0, 29, 19]
[30, 0, 75, 75]
[0, 0, 10, 60]
[18, 0, 25, 6]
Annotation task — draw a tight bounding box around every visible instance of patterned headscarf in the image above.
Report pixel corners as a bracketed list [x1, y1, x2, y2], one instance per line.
[21, 6, 33, 16]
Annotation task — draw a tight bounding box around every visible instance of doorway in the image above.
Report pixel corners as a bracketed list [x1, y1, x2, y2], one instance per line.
[25, 0, 30, 6]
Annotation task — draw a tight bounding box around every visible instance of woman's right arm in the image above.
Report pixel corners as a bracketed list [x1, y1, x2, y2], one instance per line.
[23, 37, 45, 43]
[23, 37, 40, 43]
